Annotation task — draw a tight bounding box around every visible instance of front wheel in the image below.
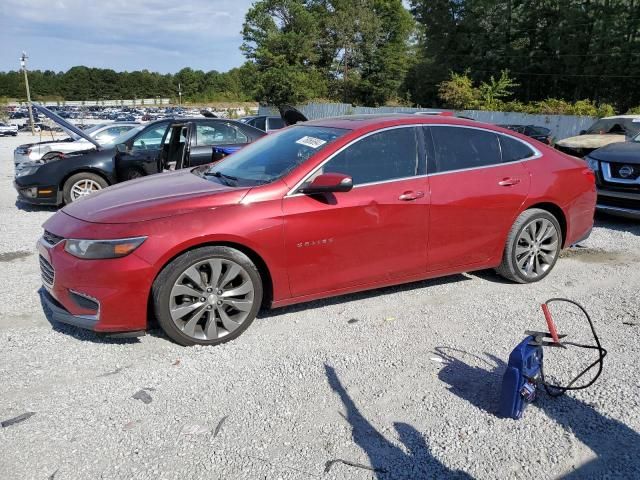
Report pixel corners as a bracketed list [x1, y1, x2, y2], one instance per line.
[63, 172, 108, 204]
[496, 208, 562, 283]
[152, 246, 263, 346]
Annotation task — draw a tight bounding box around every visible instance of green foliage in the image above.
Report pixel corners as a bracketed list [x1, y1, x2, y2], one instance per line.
[408, 0, 640, 112]
[438, 70, 616, 115]
[627, 106, 640, 114]
[0, 66, 258, 103]
[477, 71, 519, 111]
[242, 0, 414, 105]
[438, 70, 478, 109]
[1, 0, 638, 112]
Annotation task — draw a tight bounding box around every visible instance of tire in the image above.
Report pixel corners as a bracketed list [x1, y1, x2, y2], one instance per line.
[496, 208, 562, 284]
[125, 168, 144, 180]
[152, 246, 263, 346]
[62, 172, 109, 204]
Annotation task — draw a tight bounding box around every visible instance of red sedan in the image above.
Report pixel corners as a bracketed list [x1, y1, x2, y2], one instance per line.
[38, 115, 596, 346]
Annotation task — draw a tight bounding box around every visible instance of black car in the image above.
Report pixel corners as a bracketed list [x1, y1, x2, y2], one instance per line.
[14, 104, 266, 206]
[584, 134, 640, 219]
[498, 124, 554, 145]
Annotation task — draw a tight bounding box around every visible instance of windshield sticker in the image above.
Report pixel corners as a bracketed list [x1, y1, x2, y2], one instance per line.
[296, 136, 327, 148]
[633, 119, 640, 123]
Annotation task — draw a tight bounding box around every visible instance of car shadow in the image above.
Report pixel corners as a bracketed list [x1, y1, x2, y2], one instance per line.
[324, 364, 473, 479]
[594, 213, 640, 236]
[15, 200, 59, 213]
[434, 346, 640, 478]
[38, 288, 140, 344]
[261, 274, 472, 319]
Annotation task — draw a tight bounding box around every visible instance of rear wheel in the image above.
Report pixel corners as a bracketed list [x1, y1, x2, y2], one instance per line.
[63, 172, 108, 204]
[152, 246, 263, 346]
[496, 208, 562, 283]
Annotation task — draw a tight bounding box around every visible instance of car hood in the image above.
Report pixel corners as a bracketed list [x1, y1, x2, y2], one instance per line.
[555, 134, 626, 149]
[62, 169, 250, 224]
[31, 103, 100, 148]
[589, 141, 640, 164]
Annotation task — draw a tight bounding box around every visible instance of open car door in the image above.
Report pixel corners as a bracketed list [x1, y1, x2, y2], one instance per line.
[161, 122, 195, 171]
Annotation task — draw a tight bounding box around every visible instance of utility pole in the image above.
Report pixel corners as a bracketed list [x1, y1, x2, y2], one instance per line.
[20, 52, 35, 135]
[178, 83, 182, 106]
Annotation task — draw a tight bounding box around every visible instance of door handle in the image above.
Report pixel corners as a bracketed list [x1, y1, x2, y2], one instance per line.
[498, 177, 521, 186]
[398, 191, 425, 201]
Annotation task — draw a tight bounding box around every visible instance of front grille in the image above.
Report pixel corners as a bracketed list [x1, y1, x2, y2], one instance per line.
[39, 255, 55, 287]
[609, 162, 640, 180]
[42, 230, 64, 246]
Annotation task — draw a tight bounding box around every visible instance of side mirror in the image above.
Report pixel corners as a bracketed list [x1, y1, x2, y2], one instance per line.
[299, 173, 353, 194]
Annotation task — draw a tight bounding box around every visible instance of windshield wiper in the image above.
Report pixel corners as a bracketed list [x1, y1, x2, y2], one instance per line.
[205, 170, 238, 186]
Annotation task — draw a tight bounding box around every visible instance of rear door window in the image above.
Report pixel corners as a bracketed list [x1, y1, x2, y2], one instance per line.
[196, 122, 248, 146]
[431, 126, 501, 173]
[499, 135, 536, 163]
[320, 127, 419, 185]
[132, 123, 170, 149]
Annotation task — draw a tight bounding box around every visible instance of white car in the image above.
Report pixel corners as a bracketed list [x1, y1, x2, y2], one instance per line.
[0, 122, 19, 136]
[13, 122, 139, 165]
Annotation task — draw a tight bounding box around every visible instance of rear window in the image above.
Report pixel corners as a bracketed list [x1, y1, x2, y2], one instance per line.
[431, 126, 502, 173]
[499, 135, 536, 162]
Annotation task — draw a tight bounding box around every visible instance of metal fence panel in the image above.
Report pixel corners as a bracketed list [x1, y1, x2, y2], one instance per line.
[259, 103, 597, 139]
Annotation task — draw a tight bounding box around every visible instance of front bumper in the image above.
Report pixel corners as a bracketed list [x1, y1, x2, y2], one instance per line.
[40, 288, 99, 330]
[14, 180, 62, 205]
[37, 230, 156, 334]
[596, 188, 640, 220]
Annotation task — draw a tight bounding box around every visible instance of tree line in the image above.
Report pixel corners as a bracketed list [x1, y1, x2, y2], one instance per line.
[1, 0, 639, 112]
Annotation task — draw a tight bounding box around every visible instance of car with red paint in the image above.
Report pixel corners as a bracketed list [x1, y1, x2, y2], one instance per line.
[38, 114, 596, 346]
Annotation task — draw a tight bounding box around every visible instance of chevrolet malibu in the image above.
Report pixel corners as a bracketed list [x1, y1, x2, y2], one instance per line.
[38, 115, 596, 346]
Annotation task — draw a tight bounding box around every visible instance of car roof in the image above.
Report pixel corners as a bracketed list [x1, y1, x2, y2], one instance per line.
[304, 113, 488, 132]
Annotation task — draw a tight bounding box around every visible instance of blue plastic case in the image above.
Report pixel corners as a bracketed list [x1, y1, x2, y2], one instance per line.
[499, 336, 544, 419]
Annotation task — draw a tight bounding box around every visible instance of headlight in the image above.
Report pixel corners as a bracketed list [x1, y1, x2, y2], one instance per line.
[585, 156, 599, 172]
[15, 165, 41, 177]
[64, 237, 147, 259]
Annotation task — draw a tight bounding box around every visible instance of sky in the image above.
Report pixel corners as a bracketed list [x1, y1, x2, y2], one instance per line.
[0, 0, 256, 74]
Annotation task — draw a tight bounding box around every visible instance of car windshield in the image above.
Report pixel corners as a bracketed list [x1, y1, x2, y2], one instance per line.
[586, 118, 640, 136]
[111, 124, 146, 145]
[633, 133, 640, 143]
[199, 125, 348, 187]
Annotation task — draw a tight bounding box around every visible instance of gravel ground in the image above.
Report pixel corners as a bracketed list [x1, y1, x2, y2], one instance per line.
[0, 133, 639, 480]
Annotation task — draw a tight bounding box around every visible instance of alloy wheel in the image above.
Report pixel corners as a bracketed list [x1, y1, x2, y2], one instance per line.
[515, 218, 560, 279]
[70, 179, 102, 200]
[169, 258, 255, 341]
